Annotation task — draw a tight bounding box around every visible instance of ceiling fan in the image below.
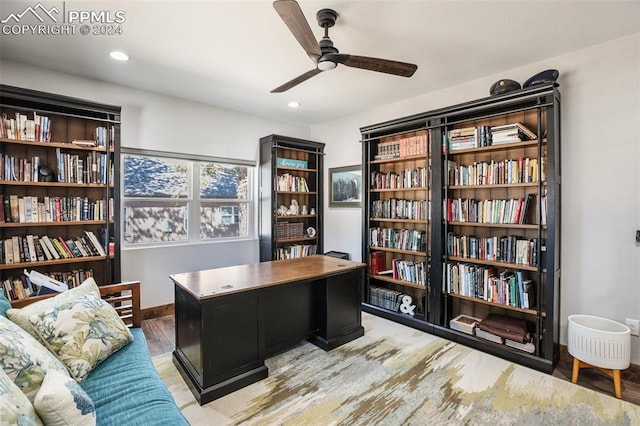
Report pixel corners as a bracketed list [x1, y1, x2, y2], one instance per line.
[271, 0, 418, 93]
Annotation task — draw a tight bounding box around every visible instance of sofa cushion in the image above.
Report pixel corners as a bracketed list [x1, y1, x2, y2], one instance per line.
[0, 292, 11, 317]
[25, 291, 133, 382]
[34, 369, 96, 426]
[0, 367, 43, 425]
[81, 328, 188, 425]
[7, 277, 100, 333]
[0, 315, 70, 402]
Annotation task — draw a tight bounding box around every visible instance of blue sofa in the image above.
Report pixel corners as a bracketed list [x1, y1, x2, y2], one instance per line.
[1, 281, 188, 426]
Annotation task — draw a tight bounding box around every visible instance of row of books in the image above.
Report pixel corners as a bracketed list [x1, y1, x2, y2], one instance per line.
[446, 233, 542, 267]
[448, 156, 545, 186]
[0, 231, 107, 265]
[1, 195, 113, 223]
[370, 167, 429, 190]
[0, 111, 51, 142]
[1, 268, 94, 302]
[276, 173, 309, 192]
[446, 123, 536, 151]
[369, 286, 405, 311]
[443, 263, 536, 309]
[56, 148, 112, 184]
[447, 126, 491, 150]
[444, 195, 533, 225]
[0, 111, 116, 149]
[391, 258, 428, 286]
[370, 227, 427, 252]
[371, 199, 430, 221]
[275, 244, 317, 260]
[374, 133, 428, 160]
[1, 154, 43, 182]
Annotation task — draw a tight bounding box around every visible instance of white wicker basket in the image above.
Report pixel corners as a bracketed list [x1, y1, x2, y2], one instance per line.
[568, 314, 631, 370]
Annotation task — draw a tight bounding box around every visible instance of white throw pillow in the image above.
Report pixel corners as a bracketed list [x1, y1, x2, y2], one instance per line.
[34, 369, 96, 426]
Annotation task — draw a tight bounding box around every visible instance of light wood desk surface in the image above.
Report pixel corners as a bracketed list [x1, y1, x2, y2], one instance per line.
[169, 254, 365, 300]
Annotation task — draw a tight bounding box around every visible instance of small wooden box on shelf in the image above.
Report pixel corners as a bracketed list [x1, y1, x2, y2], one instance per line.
[259, 134, 324, 261]
[0, 85, 121, 303]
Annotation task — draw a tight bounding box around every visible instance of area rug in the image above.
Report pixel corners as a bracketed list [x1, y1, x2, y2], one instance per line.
[152, 313, 639, 425]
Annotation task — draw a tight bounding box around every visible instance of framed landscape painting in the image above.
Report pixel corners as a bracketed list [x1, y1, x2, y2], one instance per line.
[329, 165, 362, 207]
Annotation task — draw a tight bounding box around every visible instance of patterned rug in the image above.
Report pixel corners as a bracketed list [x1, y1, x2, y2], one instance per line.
[152, 313, 639, 425]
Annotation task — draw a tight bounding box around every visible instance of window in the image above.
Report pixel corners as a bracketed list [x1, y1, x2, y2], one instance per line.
[122, 149, 254, 246]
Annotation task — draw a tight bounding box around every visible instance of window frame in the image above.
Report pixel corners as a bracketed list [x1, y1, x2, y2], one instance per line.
[121, 148, 255, 248]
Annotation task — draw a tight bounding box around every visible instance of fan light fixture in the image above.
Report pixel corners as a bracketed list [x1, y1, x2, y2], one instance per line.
[317, 59, 336, 71]
[110, 51, 129, 61]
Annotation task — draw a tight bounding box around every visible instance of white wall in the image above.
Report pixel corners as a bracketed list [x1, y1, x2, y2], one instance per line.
[311, 34, 640, 364]
[0, 59, 310, 309]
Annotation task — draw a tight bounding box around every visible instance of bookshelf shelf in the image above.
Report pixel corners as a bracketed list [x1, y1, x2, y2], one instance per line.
[361, 84, 561, 373]
[259, 134, 325, 261]
[0, 220, 111, 228]
[445, 292, 545, 317]
[0, 85, 121, 302]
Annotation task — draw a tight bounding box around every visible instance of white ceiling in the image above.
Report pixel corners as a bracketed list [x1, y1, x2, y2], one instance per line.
[1, 0, 639, 126]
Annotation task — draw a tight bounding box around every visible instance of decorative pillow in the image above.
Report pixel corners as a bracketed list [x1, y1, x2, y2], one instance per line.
[0, 367, 43, 425]
[26, 291, 133, 382]
[34, 369, 96, 426]
[7, 277, 101, 334]
[0, 315, 70, 403]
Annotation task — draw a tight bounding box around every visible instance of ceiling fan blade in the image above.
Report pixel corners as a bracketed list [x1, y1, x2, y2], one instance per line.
[273, 0, 321, 62]
[330, 54, 417, 77]
[271, 68, 322, 93]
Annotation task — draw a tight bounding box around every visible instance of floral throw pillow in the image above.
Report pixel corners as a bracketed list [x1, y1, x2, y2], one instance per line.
[34, 369, 96, 426]
[7, 277, 101, 335]
[26, 291, 133, 382]
[0, 315, 70, 402]
[0, 367, 43, 425]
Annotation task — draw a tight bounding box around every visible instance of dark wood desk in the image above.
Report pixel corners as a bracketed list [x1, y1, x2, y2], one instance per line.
[170, 255, 366, 405]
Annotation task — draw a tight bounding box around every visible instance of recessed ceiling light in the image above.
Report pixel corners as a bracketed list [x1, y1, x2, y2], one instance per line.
[288, 101, 300, 108]
[110, 51, 129, 61]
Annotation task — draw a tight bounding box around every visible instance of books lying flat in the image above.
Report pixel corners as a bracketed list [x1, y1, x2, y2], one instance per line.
[474, 328, 504, 344]
[450, 314, 481, 335]
[505, 339, 535, 353]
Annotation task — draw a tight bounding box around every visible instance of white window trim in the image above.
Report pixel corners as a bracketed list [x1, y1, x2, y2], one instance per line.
[121, 148, 256, 248]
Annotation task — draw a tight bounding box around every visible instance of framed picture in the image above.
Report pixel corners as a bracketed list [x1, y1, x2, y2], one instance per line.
[329, 165, 362, 207]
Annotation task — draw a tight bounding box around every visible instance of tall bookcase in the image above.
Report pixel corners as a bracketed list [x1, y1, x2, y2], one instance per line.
[0, 85, 121, 302]
[361, 84, 561, 372]
[259, 134, 324, 261]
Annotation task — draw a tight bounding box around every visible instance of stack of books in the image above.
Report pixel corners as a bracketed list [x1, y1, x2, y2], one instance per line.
[490, 123, 536, 144]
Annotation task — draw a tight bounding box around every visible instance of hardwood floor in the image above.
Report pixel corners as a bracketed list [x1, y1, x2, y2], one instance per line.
[143, 315, 640, 406]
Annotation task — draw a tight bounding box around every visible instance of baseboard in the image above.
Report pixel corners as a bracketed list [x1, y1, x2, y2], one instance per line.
[141, 303, 174, 320]
[559, 343, 639, 373]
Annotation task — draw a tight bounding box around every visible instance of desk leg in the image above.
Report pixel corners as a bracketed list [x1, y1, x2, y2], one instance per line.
[311, 269, 365, 350]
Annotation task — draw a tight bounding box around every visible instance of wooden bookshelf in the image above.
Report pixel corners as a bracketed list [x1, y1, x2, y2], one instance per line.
[361, 84, 561, 373]
[0, 85, 121, 302]
[259, 134, 325, 261]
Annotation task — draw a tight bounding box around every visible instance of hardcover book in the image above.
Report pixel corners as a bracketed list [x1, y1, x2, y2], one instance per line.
[450, 314, 481, 335]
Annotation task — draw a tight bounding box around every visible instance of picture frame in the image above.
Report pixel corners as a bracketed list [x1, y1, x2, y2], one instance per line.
[329, 164, 362, 207]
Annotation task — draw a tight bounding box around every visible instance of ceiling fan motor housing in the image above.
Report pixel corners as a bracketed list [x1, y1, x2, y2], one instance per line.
[316, 9, 338, 28]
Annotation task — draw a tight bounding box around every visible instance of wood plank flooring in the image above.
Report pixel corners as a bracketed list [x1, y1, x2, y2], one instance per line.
[143, 315, 639, 406]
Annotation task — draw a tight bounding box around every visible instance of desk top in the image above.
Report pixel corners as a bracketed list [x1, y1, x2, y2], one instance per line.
[169, 255, 366, 300]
